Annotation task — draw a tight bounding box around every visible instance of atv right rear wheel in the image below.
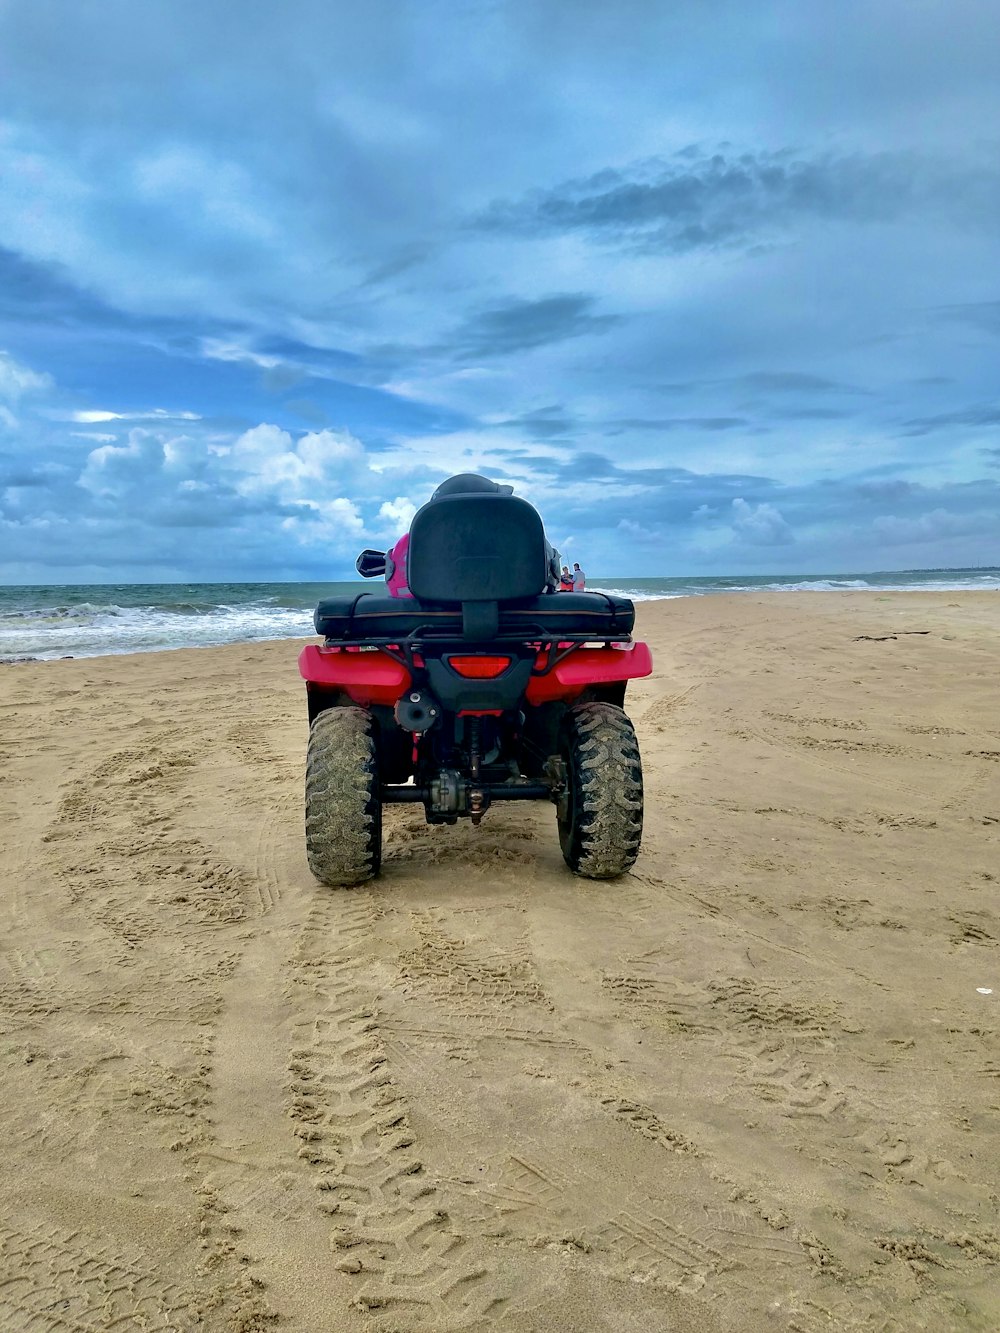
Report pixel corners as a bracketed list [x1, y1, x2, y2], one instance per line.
[305, 706, 382, 887]
[557, 701, 643, 879]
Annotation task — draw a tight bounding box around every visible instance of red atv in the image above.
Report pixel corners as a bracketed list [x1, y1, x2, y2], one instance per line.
[298, 477, 652, 885]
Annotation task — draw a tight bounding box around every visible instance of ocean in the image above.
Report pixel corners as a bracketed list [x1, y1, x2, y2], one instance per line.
[1, 569, 998, 661]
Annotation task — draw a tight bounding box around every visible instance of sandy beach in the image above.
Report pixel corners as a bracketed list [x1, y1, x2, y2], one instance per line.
[1, 590, 998, 1332]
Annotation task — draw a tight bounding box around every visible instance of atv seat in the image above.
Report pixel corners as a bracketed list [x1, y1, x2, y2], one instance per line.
[407, 491, 553, 602]
[400, 490, 563, 638]
[314, 591, 635, 642]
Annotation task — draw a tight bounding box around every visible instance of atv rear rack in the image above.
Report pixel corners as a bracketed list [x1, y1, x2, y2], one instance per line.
[324, 627, 636, 677]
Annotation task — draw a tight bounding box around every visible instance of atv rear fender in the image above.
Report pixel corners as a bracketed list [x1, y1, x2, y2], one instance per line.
[298, 640, 652, 711]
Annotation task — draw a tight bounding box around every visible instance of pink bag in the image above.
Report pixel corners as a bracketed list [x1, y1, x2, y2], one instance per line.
[385, 532, 412, 598]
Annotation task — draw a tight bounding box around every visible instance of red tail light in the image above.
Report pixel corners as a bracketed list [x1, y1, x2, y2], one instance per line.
[447, 655, 512, 679]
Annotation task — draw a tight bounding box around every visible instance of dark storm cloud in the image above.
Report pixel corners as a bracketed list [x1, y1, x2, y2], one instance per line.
[491, 407, 576, 439]
[356, 246, 436, 291]
[732, 372, 864, 394]
[0, 454, 59, 488]
[488, 446, 564, 464]
[147, 491, 306, 529]
[0, 244, 190, 338]
[543, 463, 999, 574]
[901, 405, 1000, 436]
[769, 407, 851, 421]
[282, 398, 330, 427]
[446, 295, 621, 359]
[933, 300, 1000, 335]
[847, 480, 920, 501]
[0, 247, 98, 325]
[555, 451, 618, 480]
[606, 416, 748, 432]
[551, 450, 776, 493]
[254, 336, 362, 372]
[648, 371, 870, 401]
[475, 147, 1000, 253]
[0, 246, 253, 368]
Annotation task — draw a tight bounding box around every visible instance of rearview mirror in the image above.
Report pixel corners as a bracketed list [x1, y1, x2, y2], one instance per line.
[356, 549, 387, 578]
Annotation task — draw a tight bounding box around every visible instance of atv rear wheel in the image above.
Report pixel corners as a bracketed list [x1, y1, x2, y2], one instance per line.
[557, 701, 643, 879]
[305, 706, 382, 887]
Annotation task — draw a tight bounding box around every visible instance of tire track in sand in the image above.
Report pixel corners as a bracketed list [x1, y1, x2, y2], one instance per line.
[285, 890, 508, 1327]
[0, 1221, 203, 1332]
[366, 901, 829, 1317]
[198, 907, 348, 1326]
[27, 732, 283, 1328]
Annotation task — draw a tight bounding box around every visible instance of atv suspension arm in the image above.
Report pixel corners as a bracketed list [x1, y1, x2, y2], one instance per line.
[380, 782, 551, 803]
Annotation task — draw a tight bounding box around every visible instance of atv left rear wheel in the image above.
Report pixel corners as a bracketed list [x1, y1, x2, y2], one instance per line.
[305, 706, 382, 887]
[557, 701, 643, 879]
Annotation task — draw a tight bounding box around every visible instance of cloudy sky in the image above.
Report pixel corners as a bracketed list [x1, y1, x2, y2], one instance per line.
[2, 0, 999, 583]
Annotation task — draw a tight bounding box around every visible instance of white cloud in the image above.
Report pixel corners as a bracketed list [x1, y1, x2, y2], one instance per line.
[229, 422, 292, 459]
[318, 497, 364, 534]
[616, 517, 661, 543]
[870, 507, 982, 544]
[134, 146, 276, 242]
[0, 350, 52, 401]
[377, 496, 418, 535]
[162, 434, 203, 471]
[200, 338, 283, 370]
[66, 408, 200, 423]
[297, 428, 366, 477]
[730, 497, 794, 545]
[78, 428, 164, 497]
[230, 424, 369, 498]
[281, 497, 364, 546]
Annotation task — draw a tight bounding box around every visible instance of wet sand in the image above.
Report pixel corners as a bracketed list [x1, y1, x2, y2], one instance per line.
[1, 591, 998, 1332]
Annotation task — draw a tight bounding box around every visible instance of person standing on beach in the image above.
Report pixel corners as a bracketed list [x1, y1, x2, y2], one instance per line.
[572, 562, 586, 592]
[559, 565, 573, 591]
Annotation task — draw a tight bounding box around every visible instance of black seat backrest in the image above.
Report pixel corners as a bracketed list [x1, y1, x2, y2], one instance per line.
[407, 494, 549, 603]
[406, 494, 550, 639]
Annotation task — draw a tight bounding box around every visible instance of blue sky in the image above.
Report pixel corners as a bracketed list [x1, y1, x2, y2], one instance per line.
[1, 0, 999, 582]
